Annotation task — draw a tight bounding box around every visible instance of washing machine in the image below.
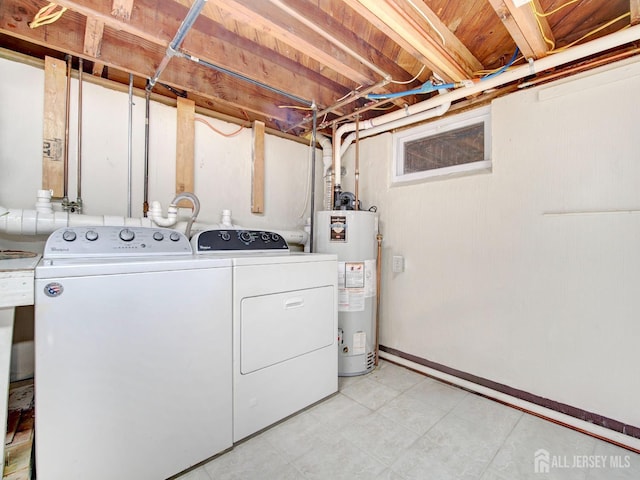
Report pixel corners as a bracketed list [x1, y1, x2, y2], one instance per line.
[191, 229, 338, 441]
[34, 226, 233, 480]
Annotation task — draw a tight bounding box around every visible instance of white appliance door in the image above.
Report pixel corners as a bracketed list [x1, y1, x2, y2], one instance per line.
[240, 286, 335, 374]
[35, 267, 232, 480]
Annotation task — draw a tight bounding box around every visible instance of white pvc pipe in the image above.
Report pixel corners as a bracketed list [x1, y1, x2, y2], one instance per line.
[148, 200, 178, 227]
[1, 198, 309, 247]
[0, 207, 153, 235]
[332, 23, 640, 188]
[340, 96, 451, 158]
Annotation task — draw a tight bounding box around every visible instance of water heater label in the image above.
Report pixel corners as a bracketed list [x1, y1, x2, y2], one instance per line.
[329, 215, 347, 242]
[353, 332, 366, 355]
[345, 262, 365, 288]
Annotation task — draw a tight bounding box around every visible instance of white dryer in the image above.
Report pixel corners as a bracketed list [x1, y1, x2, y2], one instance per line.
[192, 229, 338, 441]
[35, 226, 233, 480]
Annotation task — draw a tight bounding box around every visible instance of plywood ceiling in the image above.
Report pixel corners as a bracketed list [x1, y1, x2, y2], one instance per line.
[0, 0, 638, 137]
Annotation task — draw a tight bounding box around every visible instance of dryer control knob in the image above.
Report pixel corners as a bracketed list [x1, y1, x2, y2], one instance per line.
[119, 228, 135, 242]
[169, 232, 181, 242]
[153, 231, 164, 241]
[239, 231, 252, 243]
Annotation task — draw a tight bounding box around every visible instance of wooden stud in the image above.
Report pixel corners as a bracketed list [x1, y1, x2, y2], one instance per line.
[487, 0, 554, 60]
[632, 0, 640, 26]
[83, 17, 104, 58]
[175, 97, 196, 208]
[111, 0, 134, 21]
[251, 120, 265, 214]
[42, 56, 67, 197]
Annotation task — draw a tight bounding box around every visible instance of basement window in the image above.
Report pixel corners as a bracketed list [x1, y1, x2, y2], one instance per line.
[393, 106, 491, 184]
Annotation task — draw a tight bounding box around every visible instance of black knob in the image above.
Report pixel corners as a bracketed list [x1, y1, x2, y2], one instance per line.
[239, 231, 252, 243]
[260, 233, 270, 242]
[221, 232, 231, 241]
[271, 233, 281, 242]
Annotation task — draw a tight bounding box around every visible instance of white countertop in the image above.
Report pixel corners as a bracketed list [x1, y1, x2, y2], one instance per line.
[0, 254, 40, 309]
[1, 251, 39, 474]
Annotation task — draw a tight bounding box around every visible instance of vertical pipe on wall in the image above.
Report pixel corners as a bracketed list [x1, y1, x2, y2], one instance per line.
[127, 73, 134, 217]
[331, 123, 339, 208]
[76, 58, 83, 212]
[310, 105, 317, 252]
[143, 88, 150, 216]
[63, 54, 72, 202]
[354, 114, 360, 211]
[375, 233, 383, 366]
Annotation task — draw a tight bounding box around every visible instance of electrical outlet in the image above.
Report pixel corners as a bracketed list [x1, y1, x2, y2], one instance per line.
[392, 255, 404, 273]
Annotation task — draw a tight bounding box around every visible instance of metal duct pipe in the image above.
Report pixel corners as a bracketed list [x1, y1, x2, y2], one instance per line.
[147, 0, 208, 91]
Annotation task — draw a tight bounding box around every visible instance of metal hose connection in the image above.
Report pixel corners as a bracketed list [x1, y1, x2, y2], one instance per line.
[171, 192, 200, 238]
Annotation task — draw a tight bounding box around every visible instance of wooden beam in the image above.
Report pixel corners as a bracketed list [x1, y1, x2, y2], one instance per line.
[0, 1, 308, 125]
[83, 16, 104, 57]
[42, 56, 67, 197]
[175, 97, 195, 207]
[92, 62, 105, 76]
[111, 0, 134, 21]
[488, 0, 554, 59]
[51, 0, 345, 111]
[198, 0, 382, 87]
[632, 0, 640, 26]
[347, 0, 483, 82]
[251, 120, 265, 214]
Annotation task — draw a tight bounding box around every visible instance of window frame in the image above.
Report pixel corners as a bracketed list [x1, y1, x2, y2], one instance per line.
[392, 106, 492, 184]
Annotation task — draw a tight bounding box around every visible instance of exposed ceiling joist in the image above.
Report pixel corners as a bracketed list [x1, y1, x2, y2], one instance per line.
[0, 0, 635, 135]
[488, 0, 554, 59]
[346, 0, 483, 82]
[192, 0, 382, 88]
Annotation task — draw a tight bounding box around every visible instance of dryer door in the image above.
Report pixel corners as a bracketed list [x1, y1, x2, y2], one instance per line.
[240, 285, 334, 374]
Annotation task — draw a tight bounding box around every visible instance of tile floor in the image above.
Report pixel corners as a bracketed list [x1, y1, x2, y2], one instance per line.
[175, 360, 640, 480]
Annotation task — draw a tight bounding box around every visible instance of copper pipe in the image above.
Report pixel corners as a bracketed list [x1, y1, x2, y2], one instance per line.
[519, 47, 640, 89]
[76, 57, 83, 203]
[63, 54, 72, 199]
[354, 114, 360, 211]
[374, 233, 383, 366]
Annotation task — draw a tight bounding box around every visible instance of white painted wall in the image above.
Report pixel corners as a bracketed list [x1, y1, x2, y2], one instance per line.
[0, 56, 318, 249]
[340, 57, 640, 429]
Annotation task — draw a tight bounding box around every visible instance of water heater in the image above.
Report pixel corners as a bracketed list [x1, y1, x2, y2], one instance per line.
[315, 210, 378, 376]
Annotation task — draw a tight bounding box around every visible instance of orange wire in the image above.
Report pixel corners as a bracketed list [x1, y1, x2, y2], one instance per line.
[195, 117, 248, 137]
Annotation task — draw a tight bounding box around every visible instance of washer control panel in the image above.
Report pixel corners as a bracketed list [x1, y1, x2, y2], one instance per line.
[43, 226, 192, 258]
[192, 229, 289, 253]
